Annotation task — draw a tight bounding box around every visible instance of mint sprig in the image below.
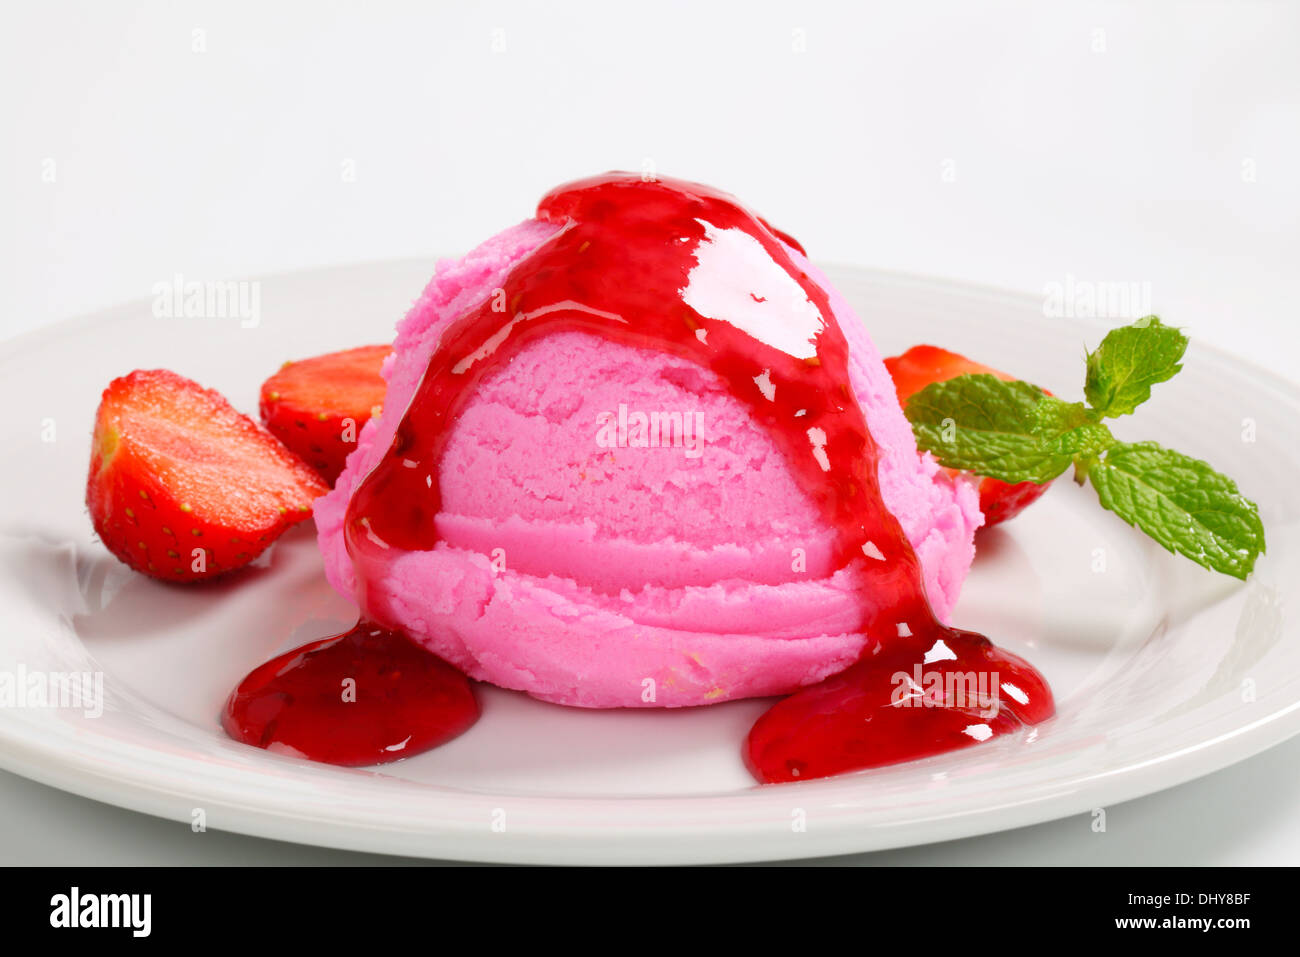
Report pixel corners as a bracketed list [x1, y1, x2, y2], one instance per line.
[903, 317, 1265, 579]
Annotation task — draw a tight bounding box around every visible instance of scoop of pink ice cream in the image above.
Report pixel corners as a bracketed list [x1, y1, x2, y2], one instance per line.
[315, 219, 982, 708]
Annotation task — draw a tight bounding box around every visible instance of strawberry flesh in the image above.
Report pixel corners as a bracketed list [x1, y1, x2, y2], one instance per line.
[259, 345, 390, 485]
[87, 369, 328, 582]
[884, 345, 1052, 528]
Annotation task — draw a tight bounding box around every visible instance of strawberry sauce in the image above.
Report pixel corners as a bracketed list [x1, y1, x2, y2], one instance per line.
[225, 173, 1053, 779]
[221, 620, 477, 766]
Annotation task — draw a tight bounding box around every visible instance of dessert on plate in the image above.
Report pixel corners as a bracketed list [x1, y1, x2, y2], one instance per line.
[313, 186, 985, 711]
[86, 173, 1263, 784]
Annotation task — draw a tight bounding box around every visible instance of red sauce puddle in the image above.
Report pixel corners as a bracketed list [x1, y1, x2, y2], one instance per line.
[222, 621, 477, 767]
[223, 173, 1053, 781]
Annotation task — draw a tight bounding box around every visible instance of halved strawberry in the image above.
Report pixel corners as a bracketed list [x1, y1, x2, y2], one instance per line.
[259, 345, 390, 485]
[87, 369, 328, 582]
[884, 345, 1053, 527]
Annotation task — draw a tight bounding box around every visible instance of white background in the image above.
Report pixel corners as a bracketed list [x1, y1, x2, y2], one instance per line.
[2, 1, 1298, 864]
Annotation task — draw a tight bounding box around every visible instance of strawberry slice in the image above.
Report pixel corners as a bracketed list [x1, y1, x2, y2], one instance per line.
[884, 345, 1053, 527]
[87, 369, 328, 582]
[259, 345, 390, 485]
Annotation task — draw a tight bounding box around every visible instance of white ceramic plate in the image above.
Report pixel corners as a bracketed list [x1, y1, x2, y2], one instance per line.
[0, 262, 1296, 865]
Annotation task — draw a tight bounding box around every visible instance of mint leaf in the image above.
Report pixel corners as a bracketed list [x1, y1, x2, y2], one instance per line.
[1084, 316, 1187, 417]
[1047, 422, 1114, 459]
[1088, 441, 1265, 579]
[906, 374, 1084, 483]
[1032, 397, 1092, 436]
